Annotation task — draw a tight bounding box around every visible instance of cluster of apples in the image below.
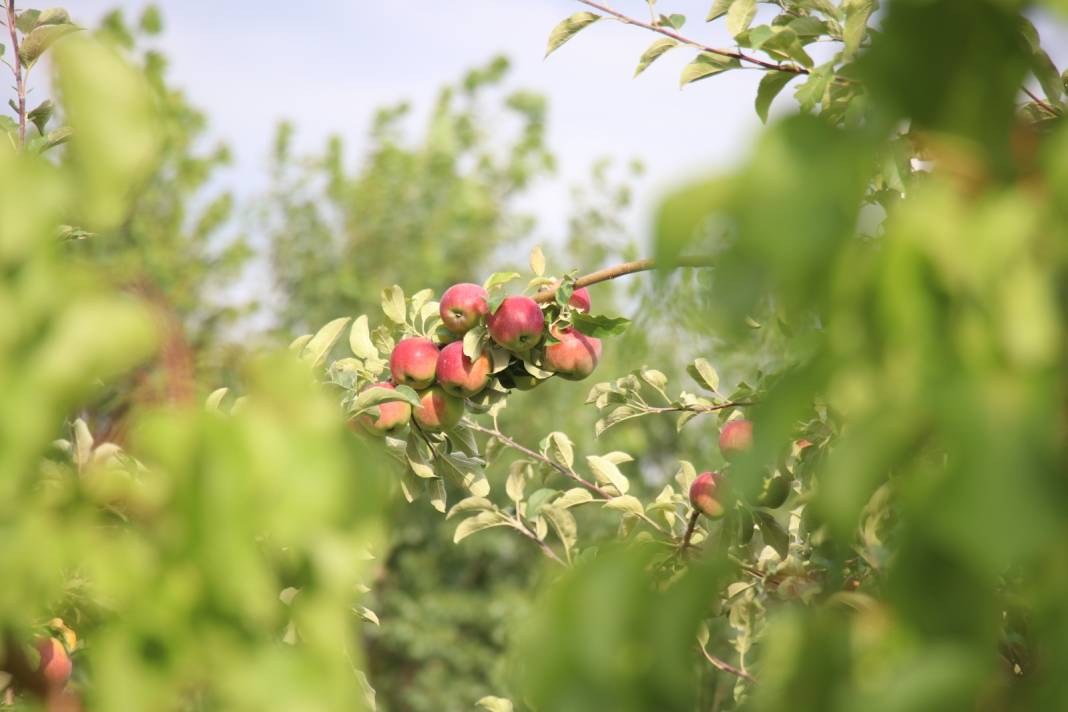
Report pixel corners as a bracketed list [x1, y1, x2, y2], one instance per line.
[357, 283, 602, 436]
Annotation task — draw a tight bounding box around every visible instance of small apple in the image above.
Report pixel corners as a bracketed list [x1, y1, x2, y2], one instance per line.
[569, 287, 591, 313]
[439, 283, 489, 335]
[719, 419, 753, 461]
[35, 637, 72, 688]
[435, 341, 491, 397]
[487, 296, 545, 352]
[755, 474, 790, 509]
[389, 337, 439, 389]
[689, 471, 727, 519]
[353, 382, 411, 436]
[543, 326, 602, 381]
[413, 386, 464, 431]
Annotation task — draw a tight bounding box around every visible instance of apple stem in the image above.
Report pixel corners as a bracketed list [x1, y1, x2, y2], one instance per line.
[532, 255, 714, 304]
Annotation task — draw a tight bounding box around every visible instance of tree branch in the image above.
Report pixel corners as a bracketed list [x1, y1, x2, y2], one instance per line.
[575, 0, 809, 76]
[533, 255, 714, 304]
[681, 510, 700, 550]
[700, 641, 757, 683]
[1023, 87, 1059, 117]
[5, 0, 26, 148]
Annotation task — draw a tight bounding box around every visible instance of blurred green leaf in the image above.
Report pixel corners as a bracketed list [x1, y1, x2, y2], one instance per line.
[545, 12, 601, 57]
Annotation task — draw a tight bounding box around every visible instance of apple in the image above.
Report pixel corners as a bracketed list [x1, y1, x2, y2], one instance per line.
[439, 283, 489, 335]
[389, 337, 439, 389]
[487, 296, 545, 352]
[35, 637, 72, 688]
[756, 475, 790, 509]
[569, 287, 591, 313]
[435, 341, 491, 397]
[353, 382, 411, 436]
[543, 326, 602, 381]
[689, 471, 727, 519]
[413, 386, 464, 431]
[719, 419, 753, 461]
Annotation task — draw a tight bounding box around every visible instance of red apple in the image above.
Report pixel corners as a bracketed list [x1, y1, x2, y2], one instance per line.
[719, 419, 753, 461]
[543, 326, 602, 381]
[689, 471, 727, 519]
[389, 337, 439, 389]
[413, 386, 465, 431]
[435, 341, 491, 398]
[487, 296, 545, 352]
[354, 382, 411, 436]
[439, 283, 489, 335]
[569, 287, 591, 313]
[35, 637, 72, 688]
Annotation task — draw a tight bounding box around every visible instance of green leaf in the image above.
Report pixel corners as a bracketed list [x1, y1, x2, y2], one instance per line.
[541, 504, 578, 558]
[794, 63, 833, 112]
[571, 312, 630, 337]
[380, 285, 406, 324]
[555, 487, 595, 509]
[604, 495, 644, 516]
[659, 13, 686, 30]
[289, 334, 312, 353]
[15, 10, 41, 33]
[587, 455, 629, 494]
[686, 358, 720, 392]
[529, 245, 546, 276]
[483, 271, 521, 291]
[73, 418, 93, 468]
[762, 28, 814, 67]
[706, 0, 732, 22]
[1032, 49, 1065, 106]
[352, 385, 421, 412]
[302, 317, 350, 367]
[545, 431, 575, 469]
[463, 324, 487, 360]
[205, 387, 228, 413]
[545, 11, 602, 57]
[438, 451, 491, 497]
[755, 71, 797, 122]
[139, 5, 163, 35]
[679, 52, 741, 87]
[726, 0, 756, 38]
[841, 0, 874, 59]
[35, 8, 71, 27]
[635, 38, 679, 78]
[754, 510, 790, 559]
[454, 510, 510, 543]
[428, 478, 447, 513]
[348, 315, 377, 359]
[27, 99, 53, 134]
[527, 488, 559, 519]
[476, 697, 514, 712]
[445, 496, 495, 520]
[19, 23, 79, 68]
[506, 460, 531, 502]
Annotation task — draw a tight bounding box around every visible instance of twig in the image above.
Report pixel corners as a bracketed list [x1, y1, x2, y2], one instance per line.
[509, 516, 568, 567]
[699, 641, 757, 683]
[1023, 87, 1059, 116]
[643, 401, 753, 417]
[5, 0, 25, 147]
[533, 255, 714, 304]
[575, 0, 809, 76]
[681, 510, 700, 550]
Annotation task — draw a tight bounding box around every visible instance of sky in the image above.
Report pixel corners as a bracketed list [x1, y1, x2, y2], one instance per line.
[62, 0, 1068, 319]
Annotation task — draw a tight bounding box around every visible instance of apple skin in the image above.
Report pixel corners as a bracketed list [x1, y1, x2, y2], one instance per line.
[719, 419, 753, 461]
[389, 338, 439, 389]
[435, 341, 491, 397]
[35, 637, 72, 688]
[689, 471, 727, 519]
[354, 382, 411, 436]
[413, 386, 465, 431]
[543, 326, 602, 381]
[439, 283, 489, 335]
[487, 296, 545, 352]
[569, 287, 591, 313]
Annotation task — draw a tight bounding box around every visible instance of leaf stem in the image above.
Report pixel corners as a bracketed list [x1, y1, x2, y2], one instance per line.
[699, 641, 757, 683]
[574, 0, 809, 76]
[5, 0, 25, 148]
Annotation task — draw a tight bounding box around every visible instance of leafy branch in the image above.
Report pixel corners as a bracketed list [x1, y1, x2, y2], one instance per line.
[531, 255, 714, 304]
[4, 0, 25, 147]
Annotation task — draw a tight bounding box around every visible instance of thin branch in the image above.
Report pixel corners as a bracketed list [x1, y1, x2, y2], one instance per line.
[681, 510, 701, 550]
[5, 0, 25, 147]
[509, 516, 569, 567]
[533, 255, 714, 304]
[1023, 87, 1058, 116]
[575, 0, 809, 76]
[643, 401, 753, 417]
[700, 641, 757, 683]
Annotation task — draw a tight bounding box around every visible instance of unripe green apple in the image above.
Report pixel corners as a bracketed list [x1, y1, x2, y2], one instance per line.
[543, 326, 602, 381]
[413, 386, 464, 431]
[487, 296, 545, 352]
[719, 419, 753, 461]
[389, 337, 439, 389]
[689, 471, 727, 519]
[436, 341, 491, 397]
[35, 637, 72, 688]
[569, 287, 591, 313]
[439, 283, 489, 335]
[353, 382, 411, 436]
